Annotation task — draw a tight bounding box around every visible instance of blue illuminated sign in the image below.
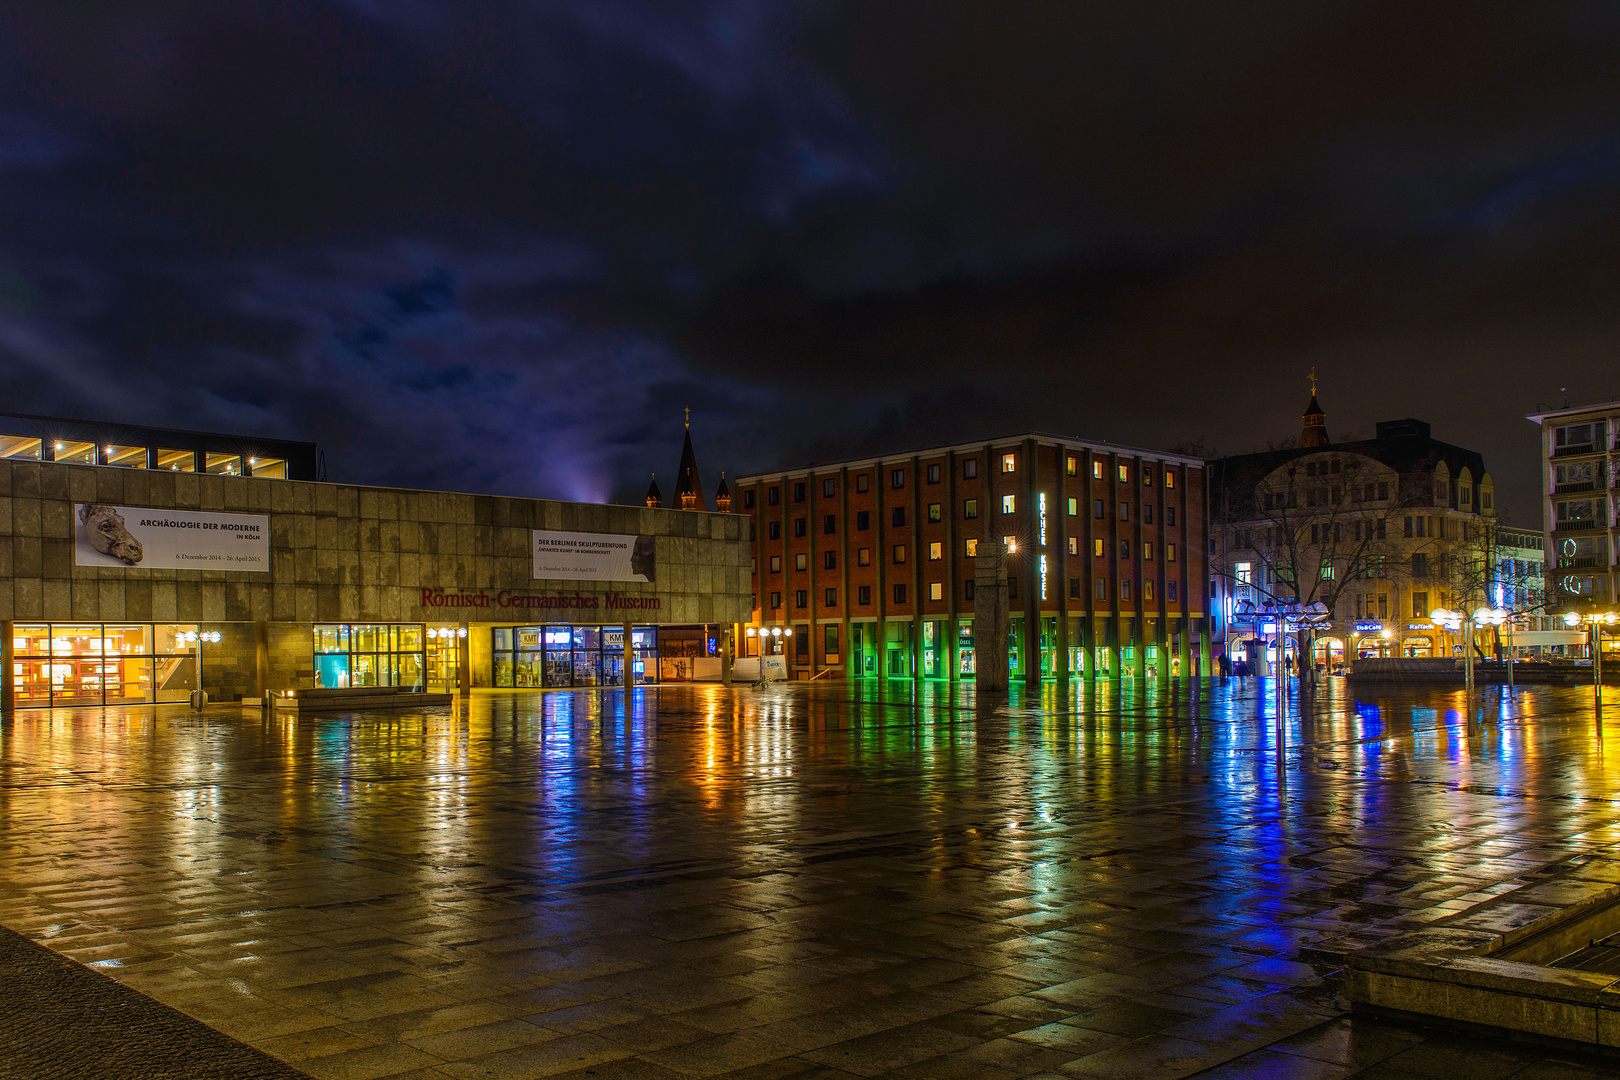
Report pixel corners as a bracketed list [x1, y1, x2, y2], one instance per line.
[1353, 621, 1383, 632]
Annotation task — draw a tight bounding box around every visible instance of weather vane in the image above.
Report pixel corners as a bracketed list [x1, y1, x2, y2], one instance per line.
[684, 406, 690, 430]
[1307, 367, 1317, 395]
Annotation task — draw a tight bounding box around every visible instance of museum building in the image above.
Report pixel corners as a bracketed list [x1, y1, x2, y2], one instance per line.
[0, 417, 750, 711]
[735, 433, 1209, 683]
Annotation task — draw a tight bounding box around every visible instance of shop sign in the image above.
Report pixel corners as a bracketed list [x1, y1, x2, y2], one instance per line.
[420, 588, 662, 611]
[74, 503, 269, 572]
[533, 530, 655, 583]
[1353, 621, 1383, 632]
[1405, 622, 1431, 631]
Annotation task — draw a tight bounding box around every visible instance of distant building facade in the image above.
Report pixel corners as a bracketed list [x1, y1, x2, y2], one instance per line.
[1209, 401, 1498, 668]
[735, 433, 1208, 683]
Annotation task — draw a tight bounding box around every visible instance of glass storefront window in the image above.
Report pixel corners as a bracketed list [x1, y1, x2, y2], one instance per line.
[489, 624, 663, 690]
[15, 625, 50, 655]
[103, 444, 146, 468]
[154, 448, 195, 472]
[11, 623, 194, 707]
[248, 456, 287, 479]
[310, 624, 425, 690]
[205, 452, 242, 475]
[314, 625, 349, 653]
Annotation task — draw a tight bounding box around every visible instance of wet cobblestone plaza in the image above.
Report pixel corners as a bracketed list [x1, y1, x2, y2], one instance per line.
[5, 681, 1620, 1080]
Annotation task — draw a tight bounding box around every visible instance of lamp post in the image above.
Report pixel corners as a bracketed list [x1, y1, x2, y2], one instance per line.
[183, 629, 222, 709]
[743, 625, 792, 681]
[1430, 607, 1471, 690]
[1563, 610, 1618, 718]
[1474, 607, 1509, 688]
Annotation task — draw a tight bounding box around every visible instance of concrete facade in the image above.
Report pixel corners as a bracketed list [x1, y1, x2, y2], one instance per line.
[0, 459, 751, 707]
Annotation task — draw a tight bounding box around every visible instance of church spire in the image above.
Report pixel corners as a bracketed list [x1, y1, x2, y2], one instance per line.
[674, 409, 707, 511]
[644, 473, 662, 509]
[714, 471, 731, 513]
[1300, 369, 1329, 448]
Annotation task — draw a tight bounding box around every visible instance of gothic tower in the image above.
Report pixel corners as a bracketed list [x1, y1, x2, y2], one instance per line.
[644, 474, 662, 509]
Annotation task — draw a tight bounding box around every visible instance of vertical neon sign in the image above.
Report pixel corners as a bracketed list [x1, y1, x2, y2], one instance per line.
[1038, 492, 1048, 600]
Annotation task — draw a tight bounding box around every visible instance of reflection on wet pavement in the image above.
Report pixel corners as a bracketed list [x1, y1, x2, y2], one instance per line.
[3, 680, 1620, 1079]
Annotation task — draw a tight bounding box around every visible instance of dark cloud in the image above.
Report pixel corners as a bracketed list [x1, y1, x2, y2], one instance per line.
[0, 1, 1616, 519]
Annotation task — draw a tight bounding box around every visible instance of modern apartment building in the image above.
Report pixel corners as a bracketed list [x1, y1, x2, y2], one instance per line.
[734, 434, 1208, 683]
[1526, 401, 1619, 610]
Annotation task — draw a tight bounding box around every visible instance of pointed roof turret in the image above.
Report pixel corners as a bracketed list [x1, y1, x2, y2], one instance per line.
[714, 471, 731, 513]
[674, 408, 707, 511]
[1300, 369, 1329, 448]
[644, 473, 662, 509]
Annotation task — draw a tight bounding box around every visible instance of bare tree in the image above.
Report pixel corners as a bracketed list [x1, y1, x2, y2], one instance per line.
[1213, 456, 1425, 676]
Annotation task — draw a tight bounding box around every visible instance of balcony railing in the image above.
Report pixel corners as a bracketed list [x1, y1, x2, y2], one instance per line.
[1555, 481, 1597, 494]
[1557, 557, 1603, 568]
[1553, 445, 1602, 458]
[1553, 519, 1606, 532]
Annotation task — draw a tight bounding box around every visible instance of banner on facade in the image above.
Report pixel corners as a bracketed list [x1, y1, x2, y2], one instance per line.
[532, 530, 655, 583]
[74, 504, 271, 572]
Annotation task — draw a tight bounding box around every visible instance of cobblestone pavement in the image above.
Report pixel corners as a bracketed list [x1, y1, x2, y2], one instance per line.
[4, 679, 1620, 1079]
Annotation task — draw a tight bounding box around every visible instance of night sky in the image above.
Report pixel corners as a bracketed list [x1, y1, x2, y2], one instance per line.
[2, 3, 1618, 522]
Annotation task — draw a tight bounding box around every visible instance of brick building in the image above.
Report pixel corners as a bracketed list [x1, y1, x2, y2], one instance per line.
[735, 434, 1208, 683]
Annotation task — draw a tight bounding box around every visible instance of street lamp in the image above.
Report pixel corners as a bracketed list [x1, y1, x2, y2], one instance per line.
[182, 630, 222, 709]
[1563, 610, 1618, 717]
[1429, 607, 1475, 690]
[1474, 606, 1510, 687]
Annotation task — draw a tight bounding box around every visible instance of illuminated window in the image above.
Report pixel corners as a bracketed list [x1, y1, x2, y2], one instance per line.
[0, 435, 42, 461]
[1092, 461, 1102, 479]
[1117, 464, 1129, 482]
[1001, 453, 1016, 473]
[893, 545, 907, 564]
[1066, 455, 1078, 475]
[1144, 581, 1155, 601]
[205, 452, 242, 475]
[965, 538, 979, 557]
[857, 548, 871, 566]
[1166, 470, 1176, 488]
[929, 582, 944, 601]
[1068, 537, 1078, 555]
[1167, 543, 1177, 562]
[794, 553, 806, 571]
[247, 456, 287, 479]
[1003, 535, 1017, 552]
[53, 440, 96, 465]
[964, 499, 979, 519]
[103, 444, 146, 468]
[1144, 542, 1154, 560]
[1142, 466, 1154, 486]
[928, 542, 943, 561]
[928, 502, 942, 523]
[1094, 538, 1104, 557]
[856, 474, 869, 493]
[1067, 497, 1077, 516]
[769, 556, 781, 573]
[1002, 494, 1016, 514]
